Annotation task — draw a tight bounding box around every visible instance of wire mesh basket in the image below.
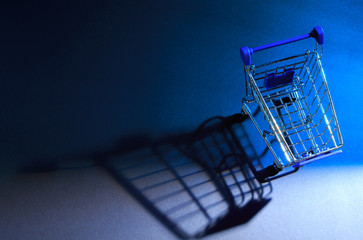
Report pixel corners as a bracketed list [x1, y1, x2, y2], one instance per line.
[240, 26, 343, 180]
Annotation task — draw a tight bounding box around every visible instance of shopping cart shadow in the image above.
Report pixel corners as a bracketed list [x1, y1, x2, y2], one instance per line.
[101, 113, 273, 239]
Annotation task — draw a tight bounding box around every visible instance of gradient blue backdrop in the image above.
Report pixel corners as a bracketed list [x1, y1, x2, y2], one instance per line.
[1, 0, 361, 173]
[1, 1, 363, 239]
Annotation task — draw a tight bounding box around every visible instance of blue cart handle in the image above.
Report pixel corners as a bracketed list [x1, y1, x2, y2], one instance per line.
[241, 26, 324, 65]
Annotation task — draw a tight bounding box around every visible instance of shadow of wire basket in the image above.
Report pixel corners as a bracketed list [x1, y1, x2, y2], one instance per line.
[240, 26, 343, 182]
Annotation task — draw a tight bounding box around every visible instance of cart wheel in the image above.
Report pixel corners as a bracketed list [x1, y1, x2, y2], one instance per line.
[256, 164, 280, 183]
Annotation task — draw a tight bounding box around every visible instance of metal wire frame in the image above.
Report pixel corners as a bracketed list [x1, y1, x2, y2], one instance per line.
[242, 50, 343, 169]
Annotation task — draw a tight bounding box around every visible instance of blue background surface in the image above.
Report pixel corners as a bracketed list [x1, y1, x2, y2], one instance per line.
[1, 1, 363, 239]
[1, 0, 361, 172]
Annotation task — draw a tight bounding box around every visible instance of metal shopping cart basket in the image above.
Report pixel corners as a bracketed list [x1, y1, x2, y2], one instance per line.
[240, 26, 343, 182]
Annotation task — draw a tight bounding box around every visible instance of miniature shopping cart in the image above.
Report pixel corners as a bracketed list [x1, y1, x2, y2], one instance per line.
[240, 26, 343, 182]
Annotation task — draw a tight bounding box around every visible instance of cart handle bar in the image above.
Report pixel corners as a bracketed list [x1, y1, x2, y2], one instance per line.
[240, 26, 324, 65]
